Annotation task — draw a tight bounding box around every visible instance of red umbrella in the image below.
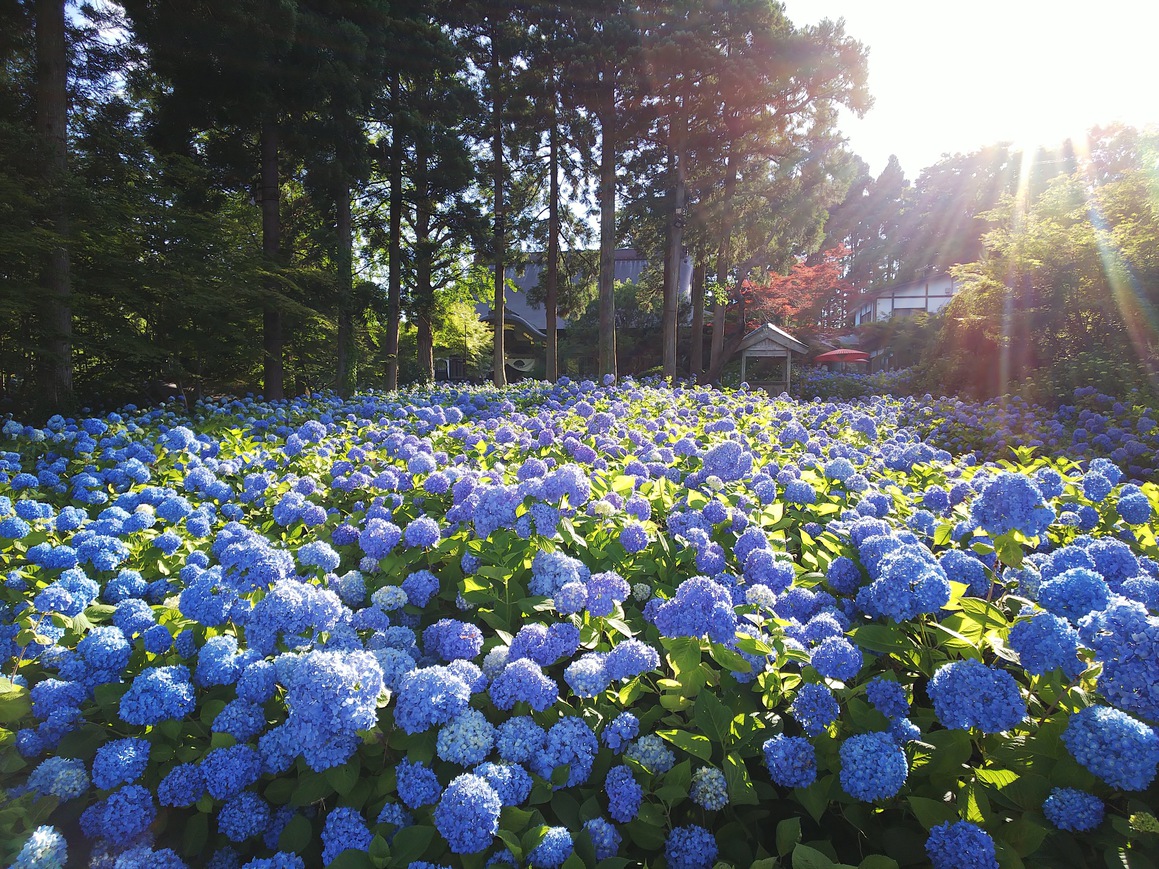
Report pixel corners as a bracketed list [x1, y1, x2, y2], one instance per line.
[813, 348, 869, 363]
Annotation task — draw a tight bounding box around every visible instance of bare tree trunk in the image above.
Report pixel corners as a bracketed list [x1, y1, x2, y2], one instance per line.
[36, 0, 71, 413]
[491, 25, 507, 387]
[415, 137, 434, 382]
[260, 120, 284, 400]
[385, 72, 403, 391]
[690, 256, 706, 379]
[708, 147, 738, 380]
[597, 72, 617, 379]
[335, 177, 355, 396]
[662, 104, 686, 381]
[545, 80, 560, 382]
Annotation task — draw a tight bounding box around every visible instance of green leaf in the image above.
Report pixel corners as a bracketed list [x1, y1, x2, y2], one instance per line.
[776, 817, 801, 857]
[857, 858, 899, 869]
[795, 775, 833, 824]
[561, 855, 585, 869]
[849, 624, 908, 654]
[734, 634, 774, 657]
[656, 729, 714, 762]
[724, 753, 759, 806]
[975, 768, 1019, 789]
[390, 825, 436, 865]
[182, 811, 209, 858]
[325, 759, 361, 796]
[694, 690, 734, 746]
[279, 814, 313, 853]
[329, 851, 374, 869]
[1002, 817, 1047, 858]
[369, 834, 391, 867]
[906, 796, 958, 831]
[958, 781, 991, 824]
[709, 642, 753, 673]
[792, 844, 835, 869]
[0, 681, 32, 727]
[664, 636, 702, 682]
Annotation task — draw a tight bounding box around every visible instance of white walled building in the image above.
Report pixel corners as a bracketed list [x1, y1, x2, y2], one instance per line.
[852, 272, 959, 326]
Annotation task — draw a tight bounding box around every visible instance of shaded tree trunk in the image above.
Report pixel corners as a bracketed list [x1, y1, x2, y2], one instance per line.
[35, 0, 71, 412]
[690, 256, 706, 379]
[385, 72, 403, 391]
[708, 146, 738, 380]
[491, 25, 507, 387]
[597, 71, 617, 379]
[545, 80, 560, 382]
[414, 137, 434, 382]
[260, 120, 284, 400]
[662, 104, 686, 380]
[335, 177, 355, 396]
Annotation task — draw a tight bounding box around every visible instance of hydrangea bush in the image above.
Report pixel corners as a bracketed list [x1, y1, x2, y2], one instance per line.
[1, 379, 1158, 869]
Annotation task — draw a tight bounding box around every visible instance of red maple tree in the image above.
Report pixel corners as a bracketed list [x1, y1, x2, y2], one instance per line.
[740, 246, 853, 338]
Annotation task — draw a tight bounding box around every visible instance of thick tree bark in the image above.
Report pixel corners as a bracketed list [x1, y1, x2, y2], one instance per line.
[545, 82, 560, 382]
[385, 72, 403, 391]
[597, 72, 617, 379]
[335, 177, 355, 396]
[414, 138, 434, 382]
[708, 146, 738, 380]
[662, 105, 687, 381]
[36, 0, 72, 413]
[690, 257, 706, 379]
[260, 120, 284, 400]
[491, 26, 507, 387]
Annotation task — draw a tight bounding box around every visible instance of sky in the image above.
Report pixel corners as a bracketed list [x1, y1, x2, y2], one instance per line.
[780, 0, 1159, 180]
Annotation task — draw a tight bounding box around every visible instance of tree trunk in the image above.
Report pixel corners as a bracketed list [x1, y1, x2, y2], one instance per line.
[708, 146, 738, 380]
[335, 177, 355, 396]
[597, 71, 617, 380]
[491, 25, 507, 387]
[662, 104, 686, 381]
[35, 0, 71, 413]
[415, 137, 435, 382]
[545, 79, 560, 382]
[260, 120, 284, 400]
[385, 72, 403, 391]
[690, 256, 706, 379]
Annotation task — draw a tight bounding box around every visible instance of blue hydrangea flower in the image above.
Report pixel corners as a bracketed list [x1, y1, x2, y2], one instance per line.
[928, 660, 1026, 733]
[624, 734, 675, 774]
[528, 827, 572, 869]
[12, 825, 68, 869]
[605, 764, 643, 822]
[92, 737, 150, 790]
[397, 758, 443, 809]
[321, 807, 371, 864]
[158, 763, 205, 807]
[475, 762, 532, 807]
[394, 666, 471, 734]
[665, 825, 717, 869]
[119, 665, 195, 725]
[810, 636, 861, 681]
[27, 756, 90, 800]
[926, 821, 998, 869]
[496, 716, 546, 764]
[434, 773, 501, 854]
[582, 817, 621, 861]
[1039, 568, 1109, 624]
[762, 735, 816, 789]
[969, 472, 1054, 538]
[1062, 705, 1159, 790]
[839, 732, 908, 801]
[1042, 787, 1104, 832]
[436, 708, 495, 766]
[866, 677, 909, 719]
[689, 766, 729, 810]
[219, 791, 271, 843]
[1008, 612, 1083, 678]
[791, 683, 840, 737]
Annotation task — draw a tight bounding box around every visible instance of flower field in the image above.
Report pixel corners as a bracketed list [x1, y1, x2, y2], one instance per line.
[2, 379, 1159, 869]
